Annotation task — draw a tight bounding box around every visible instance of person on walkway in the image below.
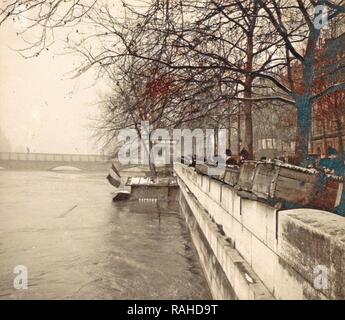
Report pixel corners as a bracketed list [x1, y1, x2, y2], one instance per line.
[226, 149, 237, 166]
[239, 148, 250, 165]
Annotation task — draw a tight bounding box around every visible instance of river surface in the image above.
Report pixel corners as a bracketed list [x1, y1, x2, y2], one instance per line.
[0, 170, 210, 299]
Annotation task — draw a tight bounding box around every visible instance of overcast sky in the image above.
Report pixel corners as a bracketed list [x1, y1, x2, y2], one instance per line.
[0, 6, 109, 154]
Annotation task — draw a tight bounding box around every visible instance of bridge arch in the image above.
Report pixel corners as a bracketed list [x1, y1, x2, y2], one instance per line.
[50, 166, 82, 172]
[0, 152, 112, 172]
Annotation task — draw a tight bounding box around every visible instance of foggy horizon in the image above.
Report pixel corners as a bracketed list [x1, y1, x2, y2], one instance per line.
[0, 10, 108, 155]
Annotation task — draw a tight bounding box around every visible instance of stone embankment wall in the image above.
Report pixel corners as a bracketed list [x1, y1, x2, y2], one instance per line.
[175, 163, 345, 300]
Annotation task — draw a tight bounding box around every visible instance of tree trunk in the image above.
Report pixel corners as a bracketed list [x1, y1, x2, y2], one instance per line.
[228, 115, 232, 151]
[237, 108, 241, 155]
[148, 138, 157, 176]
[136, 124, 157, 176]
[243, 33, 254, 159]
[295, 96, 313, 164]
[335, 114, 344, 161]
[243, 90, 253, 159]
[322, 121, 327, 156]
[334, 95, 344, 160]
[294, 29, 320, 164]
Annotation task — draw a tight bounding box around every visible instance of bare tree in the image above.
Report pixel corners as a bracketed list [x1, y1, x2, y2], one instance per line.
[1, 0, 344, 165]
[257, 0, 345, 162]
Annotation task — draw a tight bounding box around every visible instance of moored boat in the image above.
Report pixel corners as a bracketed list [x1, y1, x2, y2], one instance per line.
[106, 163, 179, 201]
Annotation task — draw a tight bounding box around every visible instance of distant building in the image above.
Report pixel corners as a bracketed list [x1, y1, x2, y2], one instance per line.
[311, 20, 345, 156]
[311, 113, 345, 156]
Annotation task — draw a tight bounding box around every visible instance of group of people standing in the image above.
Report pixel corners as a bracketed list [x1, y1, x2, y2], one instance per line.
[183, 147, 252, 167]
[184, 145, 345, 176]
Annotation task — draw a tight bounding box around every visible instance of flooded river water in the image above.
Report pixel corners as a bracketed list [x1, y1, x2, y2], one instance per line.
[0, 170, 210, 299]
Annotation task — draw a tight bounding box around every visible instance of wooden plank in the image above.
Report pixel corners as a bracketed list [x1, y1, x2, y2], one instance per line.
[275, 176, 315, 193]
[195, 164, 209, 176]
[238, 162, 256, 191]
[278, 167, 317, 183]
[274, 174, 316, 204]
[195, 163, 223, 179]
[223, 167, 240, 186]
[252, 163, 278, 199]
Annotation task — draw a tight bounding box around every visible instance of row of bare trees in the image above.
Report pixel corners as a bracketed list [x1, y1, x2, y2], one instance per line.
[1, 0, 344, 163]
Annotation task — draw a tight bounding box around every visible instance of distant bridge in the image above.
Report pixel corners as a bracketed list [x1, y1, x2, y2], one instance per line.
[0, 152, 112, 171]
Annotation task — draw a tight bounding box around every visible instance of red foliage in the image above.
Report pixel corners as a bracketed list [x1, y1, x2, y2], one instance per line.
[313, 39, 345, 124]
[283, 38, 345, 125]
[144, 73, 176, 100]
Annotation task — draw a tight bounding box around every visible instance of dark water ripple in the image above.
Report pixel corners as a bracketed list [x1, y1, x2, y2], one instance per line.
[0, 170, 211, 300]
